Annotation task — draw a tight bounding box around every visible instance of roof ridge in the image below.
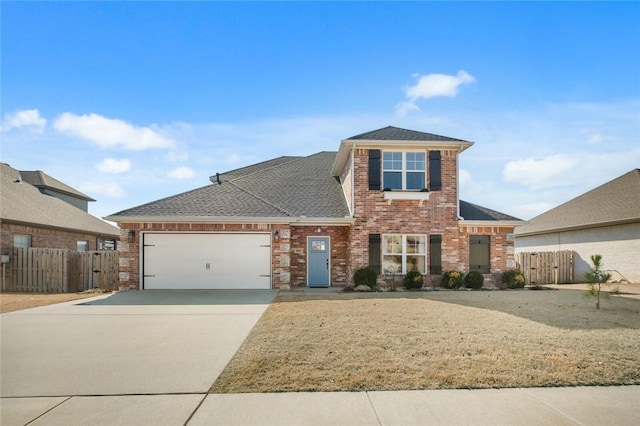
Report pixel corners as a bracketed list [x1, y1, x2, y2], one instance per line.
[227, 180, 295, 217]
[215, 156, 303, 183]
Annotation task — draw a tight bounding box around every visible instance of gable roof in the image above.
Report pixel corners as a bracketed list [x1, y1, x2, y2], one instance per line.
[1, 163, 119, 237]
[516, 169, 640, 236]
[346, 126, 471, 143]
[106, 152, 353, 223]
[459, 200, 522, 222]
[19, 170, 95, 201]
[332, 126, 474, 176]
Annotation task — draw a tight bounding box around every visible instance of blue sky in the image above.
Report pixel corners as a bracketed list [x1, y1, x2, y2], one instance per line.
[2, 1, 639, 222]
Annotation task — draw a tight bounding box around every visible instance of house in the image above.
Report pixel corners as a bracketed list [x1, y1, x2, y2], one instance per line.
[105, 126, 523, 290]
[515, 169, 640, 283]
[0, 163, 120, 257]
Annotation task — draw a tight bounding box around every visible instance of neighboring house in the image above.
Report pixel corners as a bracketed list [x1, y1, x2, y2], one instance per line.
[515, 169, 640, 283]
[106, 126, 523, 290]
[0, 163, 120, 257]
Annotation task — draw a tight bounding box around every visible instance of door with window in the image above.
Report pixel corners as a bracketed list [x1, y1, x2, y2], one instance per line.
[308, 237, 330, 287]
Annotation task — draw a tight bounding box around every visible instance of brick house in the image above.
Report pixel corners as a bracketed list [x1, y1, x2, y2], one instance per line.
[106, 126, 522, 290]
[1, 163, 120, 258]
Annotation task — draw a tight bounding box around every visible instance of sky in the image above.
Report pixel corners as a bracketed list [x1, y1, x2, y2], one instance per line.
[2, 1, 639, 223]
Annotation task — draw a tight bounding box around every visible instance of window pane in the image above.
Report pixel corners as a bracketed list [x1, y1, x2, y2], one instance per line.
[383, 152, 402, 170]
[13, 234, 31, 249]
[406, 152, 425, 171]
[383, 172, 402, 190]
[406, 172, 425, 190]
[383, 255, 402, 274]
[382, 235, 402, 254]
[406, 255, 426, 273]
[77, 241, 89, 252]
[406, 235, 426, 254]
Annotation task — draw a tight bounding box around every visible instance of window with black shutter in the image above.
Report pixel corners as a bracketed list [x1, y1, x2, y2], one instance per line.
[429, 151, 442, 191]
[368, 150, 381, 190]
[429, 235, 442, 274]
[368, 234, 381, 274]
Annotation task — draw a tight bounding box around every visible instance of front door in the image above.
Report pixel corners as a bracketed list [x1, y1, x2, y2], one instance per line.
[308, 237, 330, 287]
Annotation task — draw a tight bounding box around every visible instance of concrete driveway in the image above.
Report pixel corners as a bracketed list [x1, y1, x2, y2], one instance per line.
[1, 290, 276, 397]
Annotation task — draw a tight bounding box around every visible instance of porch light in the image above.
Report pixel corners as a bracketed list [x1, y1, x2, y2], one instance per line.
[274, 230, 280, 243]
[128, 230, 136, 242]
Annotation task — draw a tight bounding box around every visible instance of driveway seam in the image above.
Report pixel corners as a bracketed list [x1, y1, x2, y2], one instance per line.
[519, 388, 580, 425]
[23, 396, 71, 426]
[365, 391, 383, 426]
[183, 393, 210, 425]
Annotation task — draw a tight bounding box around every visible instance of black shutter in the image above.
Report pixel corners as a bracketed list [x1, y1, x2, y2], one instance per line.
[429, 151, 442, 191]
[369, 234, 381, 274]
[369, 149, 381, 191]
[429, 235, 442, 275]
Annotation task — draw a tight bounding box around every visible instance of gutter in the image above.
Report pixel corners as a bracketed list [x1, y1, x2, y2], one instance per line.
[102, 215, 356, 226]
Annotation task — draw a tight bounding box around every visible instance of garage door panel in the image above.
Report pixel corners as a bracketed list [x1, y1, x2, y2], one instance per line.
[143, 233, 271, 290]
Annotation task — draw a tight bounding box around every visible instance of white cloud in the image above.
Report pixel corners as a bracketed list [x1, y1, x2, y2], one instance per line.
[1, 109, 47, 133]
[53, 112, 175, 150]
[396, 70, 475, 115]
[79, 181, 125, 197]
[167, 166, 195, 179]
[96, 158, 131, 174]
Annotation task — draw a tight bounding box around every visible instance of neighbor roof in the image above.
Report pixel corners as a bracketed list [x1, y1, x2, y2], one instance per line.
[106, 152, 353, 223]
[19, 169, 95, 201]
[1, 163, 119, 236]
[516, 169, 640, 236]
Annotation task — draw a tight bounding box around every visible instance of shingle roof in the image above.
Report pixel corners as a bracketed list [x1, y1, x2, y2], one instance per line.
[19, 170, 95, 201]
[516, 169, 640, 236]
[459, 200, 522, 222]
[346, 126, 470, 143]
[1, 163, 119, 236]
[107, 152, 352, 220]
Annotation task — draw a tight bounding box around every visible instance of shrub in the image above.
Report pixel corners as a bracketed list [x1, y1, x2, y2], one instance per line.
[403, 270, 424, 290]
[353, 267, 378, 289]
[441, 271, 464, 289]
[464, 270, 484, 289]
[502, 269, 525, 289]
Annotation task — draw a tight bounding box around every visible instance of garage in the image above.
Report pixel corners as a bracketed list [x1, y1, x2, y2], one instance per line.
[142, 233, 272, 289]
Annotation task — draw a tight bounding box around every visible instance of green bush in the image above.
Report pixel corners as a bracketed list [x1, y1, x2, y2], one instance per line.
[353, 266, 378, 288]
[464, 270, 485, 289]
[441, 270, 464, 289]
[403, 270, 424, 290]
[502, 269, 526, 289]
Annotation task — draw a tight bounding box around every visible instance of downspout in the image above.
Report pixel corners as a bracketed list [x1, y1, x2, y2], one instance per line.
[456, 147, 463, 220]
[350, 142, 356, 217]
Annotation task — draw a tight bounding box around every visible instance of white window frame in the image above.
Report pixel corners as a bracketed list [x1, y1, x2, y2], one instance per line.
[382, 234, 427, 274]
[14, 234, 31, 249]
[77, 240, 89, 252]
[382, 151, 426, 191]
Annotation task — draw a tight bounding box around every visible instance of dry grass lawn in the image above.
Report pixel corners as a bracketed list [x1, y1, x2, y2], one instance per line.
[211, 289, 640, 393]
[0, 291, 104, 313]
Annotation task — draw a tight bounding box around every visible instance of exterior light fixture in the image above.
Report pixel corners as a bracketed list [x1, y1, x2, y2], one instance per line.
[274, 230, 280, 243]
[128, 230, 135, 242]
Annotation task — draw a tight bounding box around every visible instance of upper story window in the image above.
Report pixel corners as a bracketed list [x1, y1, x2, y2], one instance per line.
[14, 234, 31, 249]
[382, 151, 426, 191]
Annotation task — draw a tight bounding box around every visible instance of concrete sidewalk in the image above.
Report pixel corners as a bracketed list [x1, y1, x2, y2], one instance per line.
[2, 386, 638, 425]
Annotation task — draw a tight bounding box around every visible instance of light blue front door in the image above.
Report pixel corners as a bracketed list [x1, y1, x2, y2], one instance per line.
[308, 237, 330, 287]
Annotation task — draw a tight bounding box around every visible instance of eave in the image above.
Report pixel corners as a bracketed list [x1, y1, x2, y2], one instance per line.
[104, 215, 356, 226]
[514, 218, 640, 237]
[459, 220, 525, 228]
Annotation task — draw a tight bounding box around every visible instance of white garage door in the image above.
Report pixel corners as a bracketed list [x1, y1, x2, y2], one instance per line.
[142, 233, 271, 289]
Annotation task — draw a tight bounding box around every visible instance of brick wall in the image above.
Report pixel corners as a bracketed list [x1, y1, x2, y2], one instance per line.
[1, 222, 104, 255]
[289, 225, 350, 286]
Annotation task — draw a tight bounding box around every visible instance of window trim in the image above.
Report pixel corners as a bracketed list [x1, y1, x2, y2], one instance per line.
[382, 150, 426, 191]
[381, 234, 427, 274]
[13, 234, 31, 249]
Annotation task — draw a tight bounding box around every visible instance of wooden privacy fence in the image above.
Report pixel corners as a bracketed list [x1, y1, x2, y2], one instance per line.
[5, 248, 119, 293]
[517, 250, 575, 285]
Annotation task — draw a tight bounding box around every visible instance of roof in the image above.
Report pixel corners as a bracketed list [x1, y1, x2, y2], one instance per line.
[346, 126, 471, 143]
[332, 126, 474, 176]
[18, 170, 95, 201]
[516, 169, 640, 236]
[106, 152, 352, 222]
[1, 163, 119, 236]
[459, 200, 522, 222]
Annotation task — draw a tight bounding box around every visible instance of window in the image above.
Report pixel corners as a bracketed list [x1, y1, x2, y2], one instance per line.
[14, 234, 31, 248]
[77, 240, 89, 252]
[382, 234, 426, 274]
[382, 151, 426, 191]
